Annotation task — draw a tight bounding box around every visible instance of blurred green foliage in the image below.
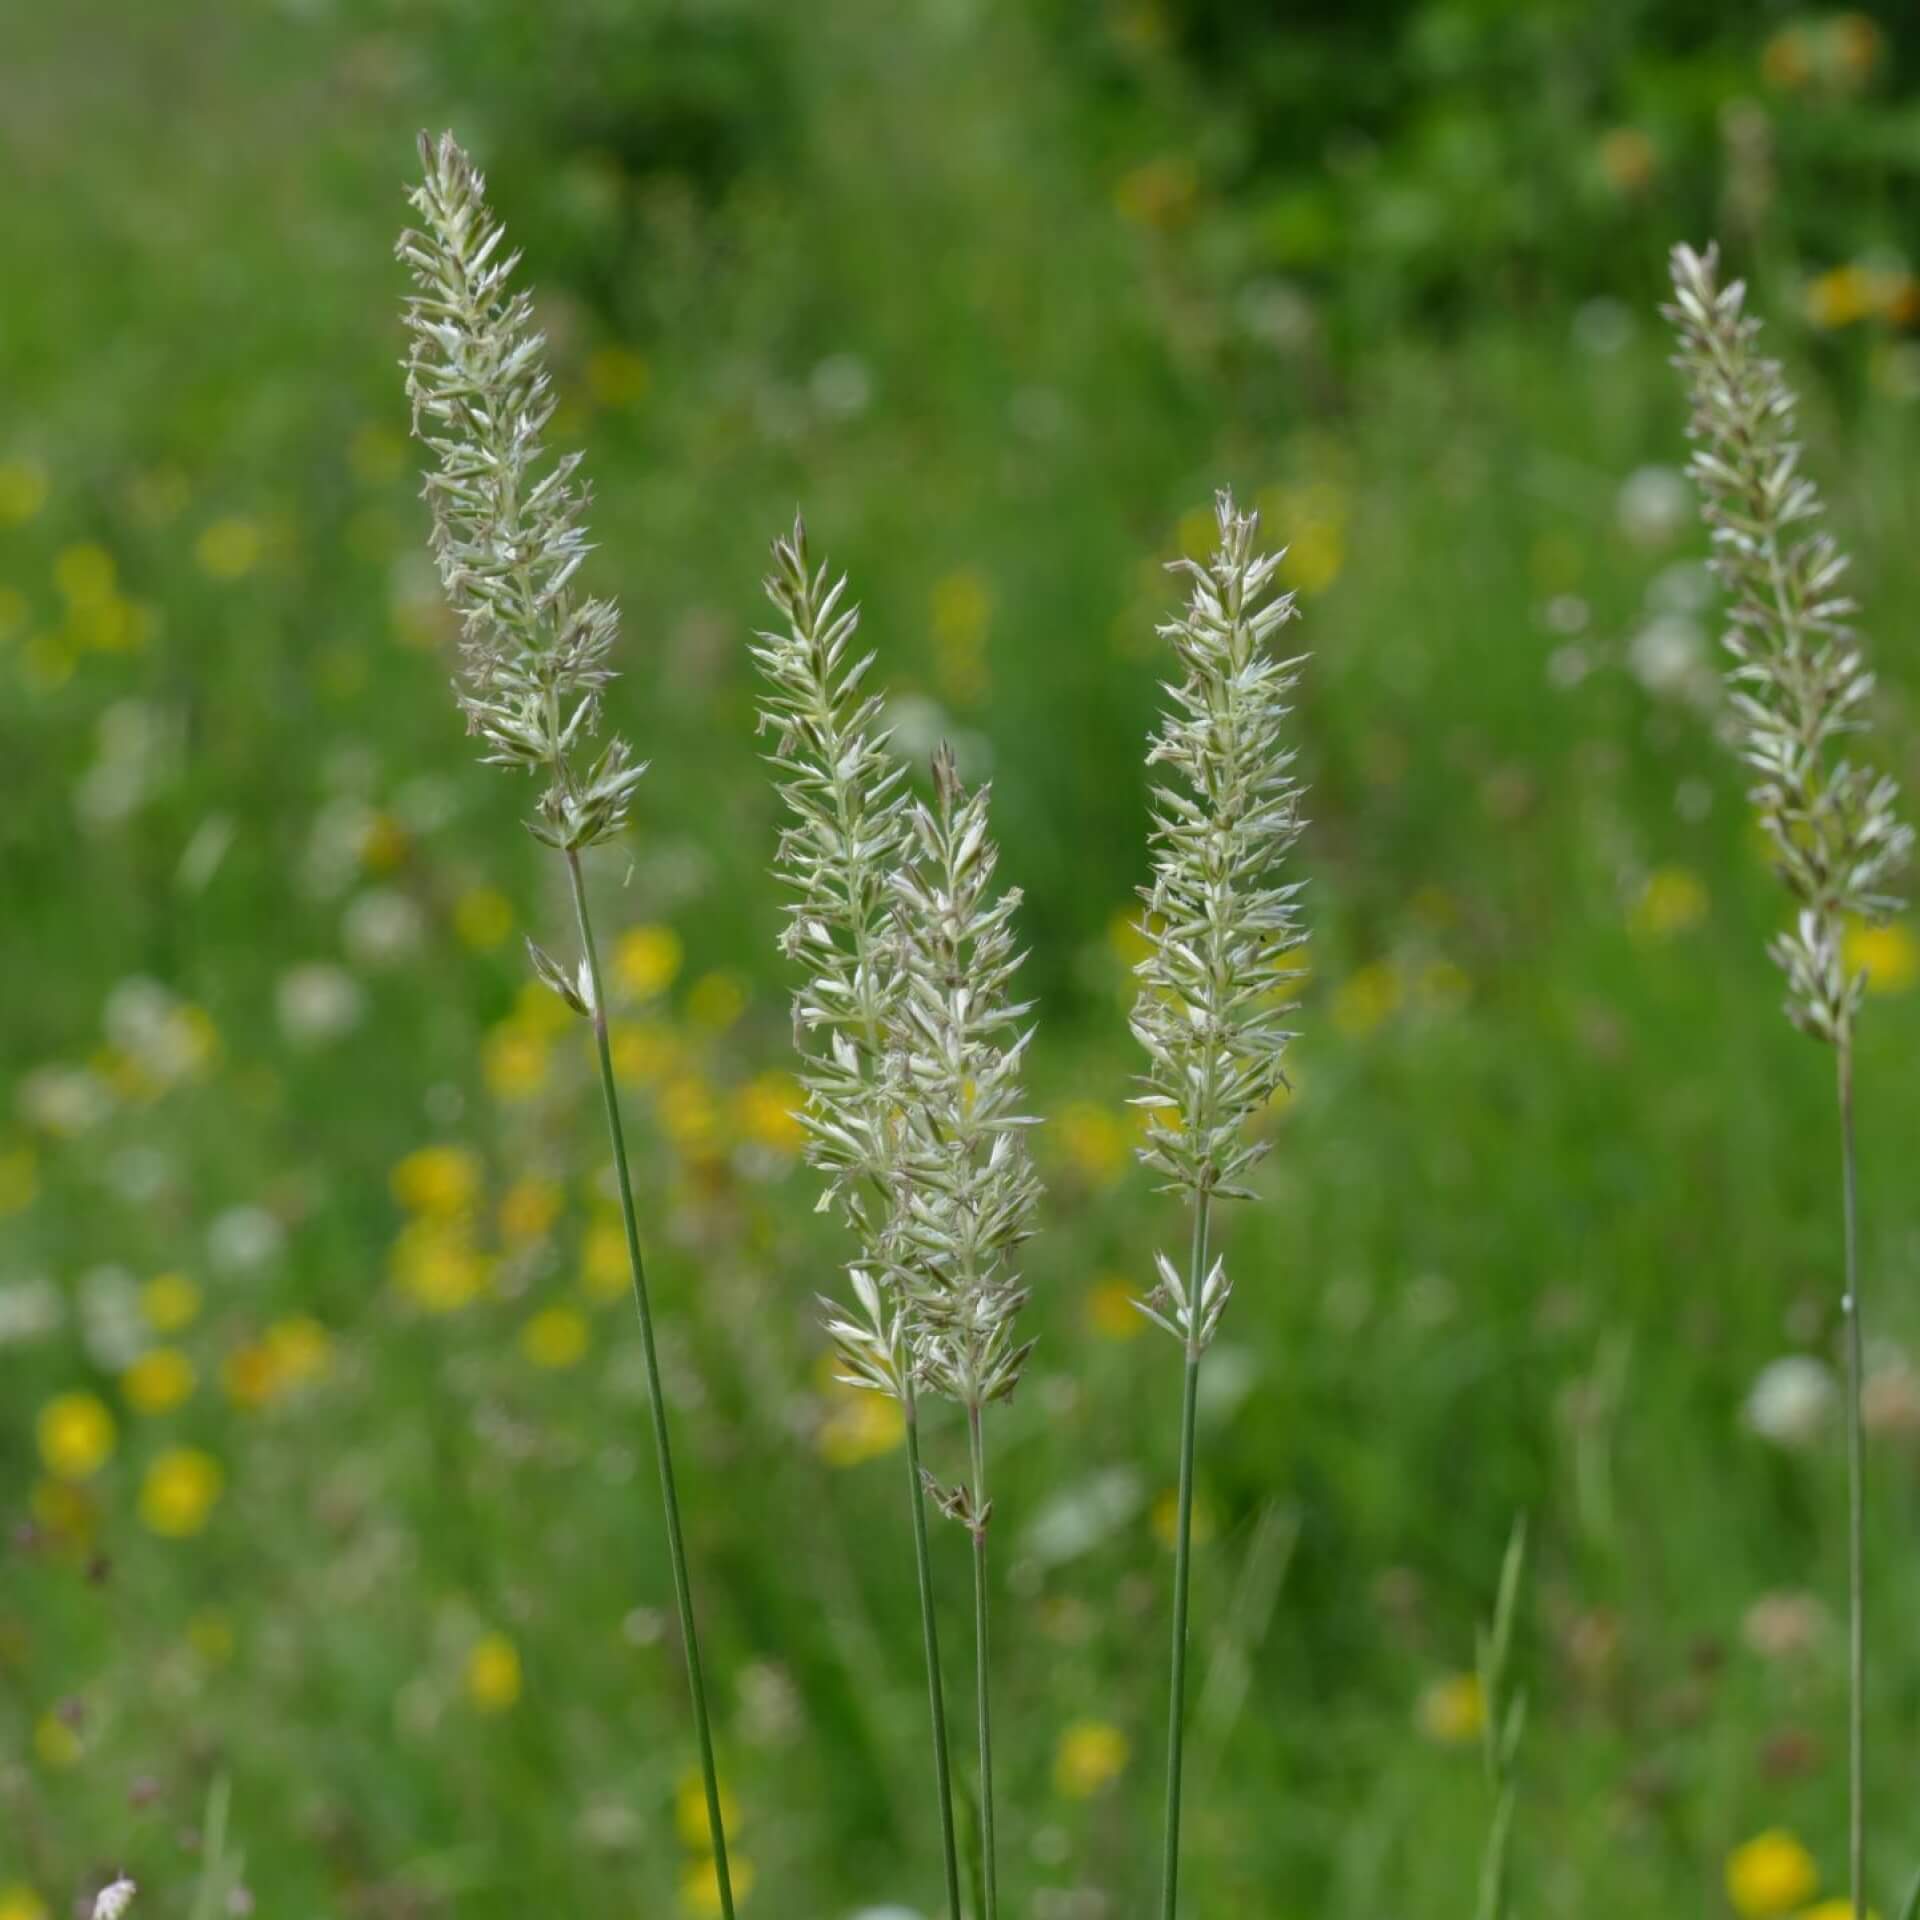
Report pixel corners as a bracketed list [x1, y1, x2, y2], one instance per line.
[2, 2, 1918, 1918]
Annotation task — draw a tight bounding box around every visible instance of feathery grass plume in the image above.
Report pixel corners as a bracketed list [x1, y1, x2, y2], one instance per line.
[1474, 1520, 1528, 1920]
[1666, 241, 1912, 1920]
[92, 1880, 136, 1920]
[398, 130, 736, 1914]
[890, 743, 1042, 1920]
[1131, 489, 1307, 1920]
[753, 518, 964, 1920]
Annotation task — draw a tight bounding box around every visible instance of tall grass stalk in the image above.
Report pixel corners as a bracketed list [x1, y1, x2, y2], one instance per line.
[1130, 492, 1307, 1917]
[1474, 1520, 1528, 1920]
[398, 130, 734, 1910]
[890, 744, 1043, 1918]
[754, 521, 963, 1917]
[1666, 243, 1913, 1920]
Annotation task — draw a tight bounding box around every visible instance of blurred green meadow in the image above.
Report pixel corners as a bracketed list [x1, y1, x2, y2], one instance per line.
[5, 1, 1920, 1915]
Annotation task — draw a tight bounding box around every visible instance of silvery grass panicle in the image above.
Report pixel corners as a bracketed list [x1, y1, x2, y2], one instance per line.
[398, 131, 736, 1916]
[753, 519, 964, 1920]
[1666, 244, 1911, 1045]
[1133, 490, 1307, 1920]
[891, 744, 1042, 1920]
[1666, 241, 1912, 1920]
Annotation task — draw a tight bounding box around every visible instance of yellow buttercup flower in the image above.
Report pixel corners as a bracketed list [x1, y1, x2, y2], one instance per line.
[0, 459, 49, 525]
[194, 515, 263, 579]
[674, 1771, 743, 1850]
[0, 1144, 38, 1216]
[1845, 920, 1917, 995]
[582, 1217, 631, 1301]
[1056, 1101, 1127, 1184]
[1053, 1718, 1129, 1798]
[0, 1885, 50, 1920]
[54, 542, 115, 606]
[610, 1018, 678, 1086]
[142, 1272, 202, 1332]
[391, 1144, 481, 1218]
[1333, 959, 1401, 1037]
[483, 1019, 551, 1100]
[36, 1392, 116, 1481]
[453, 885, 514, 951]
[139, 1448, 224, 1537]
[121, 1347, 197, 1416]
[615, 924, 682, 999]
[499, 1175, 563, 1244]
[466, 1631, 522, 1711]
[1725, 1828, 1818, 1916]
[391, 1218, 487, 1314]
[686, 971, 747, 1032]
[1150, 1486, 1215, 1551]
[1415, 1671, 1484, 1746]
[1085, 1279, 1144, 1341]
[815, 1369, 905, 1467]
[520, 1305, 590, 1370]
[680, 1852, 755, 1916]
[1629, 865, 1708, 941]
[1801, 1902, 1879, 1920]
[32, 1711, 81, 1770]
[734, 1071, 805, 1154]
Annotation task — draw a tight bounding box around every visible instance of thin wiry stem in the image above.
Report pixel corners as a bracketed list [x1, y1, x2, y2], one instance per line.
[1839, 1027, 1864, 1917]
[568, 851, 735, 1920]
[967, 1402, 998, 1920]
[1159, 1193, 1211, 1920]
[905, 1384, 965, 1920]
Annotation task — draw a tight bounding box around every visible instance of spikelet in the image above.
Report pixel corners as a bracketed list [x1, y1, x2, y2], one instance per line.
[1666, 243, 1912, 1043]
[398, 131, 646, 866]
[1130, 490, 1308, 1346]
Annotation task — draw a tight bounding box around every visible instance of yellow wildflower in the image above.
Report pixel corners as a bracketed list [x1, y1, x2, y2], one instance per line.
[483, 1018, 551, 1100]
[194, 516, 263, 579]
[735, 1071, 806, 1154]
[660, 1074, 720, 1155]
[1107, 906, 1154, 971]
[1629, 866, 1708, 941]
[520, 1305, 590, 1370]
[680, 1853, 755, 1915]
[29, 1477, 96, 1549]
[139, 1448, 224, 1537]
[610, 1018, 678, 1086]
[615, 924, 683, 999]
[674, 1771, 743, 1850]
[466, 1631, 522, 1711]
[582, 1217, 631, 1301]
[1053, 1719, 1130, 1799]
[266, 1316, 332, 1390]
[0, 1144, 37, 1217]
[816, 1372, 906, 1467]
[1150, 1486, 1215, 1550]
[499, 1175, 564, 1243]
[391, 1218, 487, 1313]
[0, 459, 49, 525]
[1845, 920, 1918, 995]
[453, 885, 514, 950]
[1333, 960, 1401, 1037]
[121, 1347, 197, 1416]
[0, 1886, 50, 1920]
[1056, 1101, 1127, 1184]
[1725, 1828, 1819, 1916]
[32, 1712, 80, 1770]
[1085, 1279, 1144, 1341]
[53, 543, 115, 606]
[686, 971, 748, 1031]
[359, 810, 409, 872]
[1597, 127, 1657, 195]
[36, 1392, 115, 1481]
[142, 1272, 202, 1332]
[1801, 1903, 1880, 1920]
[1415, 1671, 1484, 1746]
[391, 1144, 481, 1218]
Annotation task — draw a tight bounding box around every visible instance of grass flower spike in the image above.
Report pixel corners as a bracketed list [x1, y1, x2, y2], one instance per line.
[399, 131, 735, 1915]
[1132, 490, 1307, 1918]
[891, 744, 1042, 1920]
[1666, 241, 1912, 1920]
[754, 519, 964, 1918]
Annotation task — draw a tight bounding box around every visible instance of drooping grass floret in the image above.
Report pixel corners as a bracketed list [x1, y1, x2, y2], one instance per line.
[1133, 490, 1307, 1920]
[1665, 240, 1912, 1920]
[397, 130, 735, 1917]
[753, 520, 965, 1919]
[1665, 243, 1911, 1044]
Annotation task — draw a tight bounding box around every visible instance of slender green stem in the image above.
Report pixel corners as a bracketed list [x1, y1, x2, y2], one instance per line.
[1160, 1193, 1212, 1920]
[1838, 1027, 1864, 1920]
[967, 1401, 998, 1920]
[905, 1386, 965, 1920]
[567, 849, 735, 1920]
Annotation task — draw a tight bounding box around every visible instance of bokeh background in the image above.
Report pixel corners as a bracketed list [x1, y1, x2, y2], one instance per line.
[5, 2, 1920, 1915]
